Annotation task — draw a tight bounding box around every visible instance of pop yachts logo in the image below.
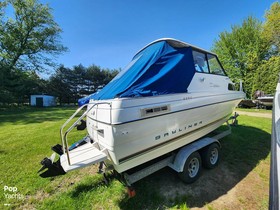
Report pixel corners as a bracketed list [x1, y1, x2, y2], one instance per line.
[155, 120, 203, 140]
[3, 185, 25, 201]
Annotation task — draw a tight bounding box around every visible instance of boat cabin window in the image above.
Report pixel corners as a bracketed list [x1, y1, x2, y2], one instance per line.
[192, 50, 226, 76]
[192, 51, 209, 73]
[228, 83, 235, 91]
[207, 54, 225, 75]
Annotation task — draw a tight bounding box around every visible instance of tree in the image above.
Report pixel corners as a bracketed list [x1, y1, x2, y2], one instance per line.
[85, 65, 118, 94]
[0, 68, 45, 105]
[47, 66, 73, 104]
[252, 2, 280, 96]
[12, 71, 46, 104]
[47, 65, 119, 105]
[253, 56, 280, 95]
[212, 16, 270, 97]
[0, 0, 66, 105]
[263, 1, 280, 56]
[0, 0, 67, 72]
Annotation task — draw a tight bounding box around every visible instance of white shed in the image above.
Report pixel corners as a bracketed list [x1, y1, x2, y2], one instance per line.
[30, 95, 56, 107]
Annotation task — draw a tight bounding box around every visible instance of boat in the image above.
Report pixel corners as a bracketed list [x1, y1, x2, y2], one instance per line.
[238, 99, 256, 108]
[257, 95, 274, 108]
[39, 38, 245, 178]
[269, 76, 280, 210]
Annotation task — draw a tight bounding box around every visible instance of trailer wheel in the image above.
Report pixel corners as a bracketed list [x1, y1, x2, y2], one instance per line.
[178, 151, 201, 183]
[202, 143, 220, 169]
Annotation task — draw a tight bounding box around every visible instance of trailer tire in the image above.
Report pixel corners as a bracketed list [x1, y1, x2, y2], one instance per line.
[178, 151, 201, 183]
[201, 143, 220, 169]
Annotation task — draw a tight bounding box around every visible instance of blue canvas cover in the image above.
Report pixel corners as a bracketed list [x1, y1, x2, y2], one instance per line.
[78, 93, 96, 106]
[88, 40, 196, 101]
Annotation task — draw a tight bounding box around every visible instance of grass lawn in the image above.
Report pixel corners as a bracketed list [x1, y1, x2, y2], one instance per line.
[0, 107, 271, 209]
[235, 107, 273, 114]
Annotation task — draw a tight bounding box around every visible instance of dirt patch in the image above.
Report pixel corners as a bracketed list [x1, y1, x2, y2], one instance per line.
[19, 191, 49, 210]
[202, 159, 269, 210]
[152, 159, 269, 209]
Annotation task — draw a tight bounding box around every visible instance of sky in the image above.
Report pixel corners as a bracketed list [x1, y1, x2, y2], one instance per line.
[40, 0, 277, 72]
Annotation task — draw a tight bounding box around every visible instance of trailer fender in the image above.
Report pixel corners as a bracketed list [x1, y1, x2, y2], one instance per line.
[168, 137, 220, 172]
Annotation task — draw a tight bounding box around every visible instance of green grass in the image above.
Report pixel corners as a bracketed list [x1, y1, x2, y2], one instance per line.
[235, 107, 273, 114]
[0, 107, 88, 208]
[0, 107, 271, 209]
[221, 115, 271, 174]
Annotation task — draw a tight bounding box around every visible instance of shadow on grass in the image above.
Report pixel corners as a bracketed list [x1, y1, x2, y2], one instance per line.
[117, 124, 271, 209]
[70, 179, 104, 198]
[0, 107, 78, 125]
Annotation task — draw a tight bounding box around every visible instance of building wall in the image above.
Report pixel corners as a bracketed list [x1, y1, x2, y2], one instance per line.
[30, 95, 56, 107]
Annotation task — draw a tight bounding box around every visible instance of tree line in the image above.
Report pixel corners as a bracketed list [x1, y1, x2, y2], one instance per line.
[0, 64, 118, 105]
[47, 65, 118, 105]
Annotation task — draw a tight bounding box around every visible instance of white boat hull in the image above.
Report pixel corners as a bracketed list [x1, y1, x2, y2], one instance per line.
[87, 90, 243, 173]
[257, 96, 274, 107]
